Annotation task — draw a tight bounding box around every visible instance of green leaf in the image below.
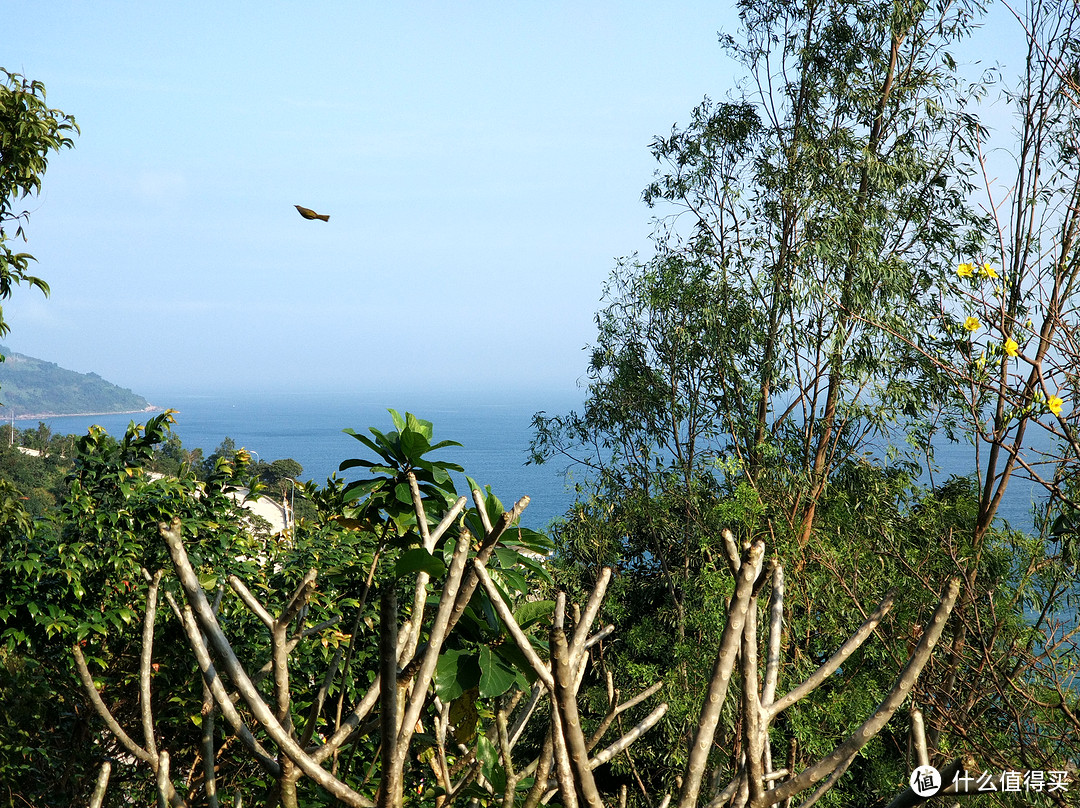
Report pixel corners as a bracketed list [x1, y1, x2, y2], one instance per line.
[395, 548, 447, 579]
[388, 409, 407, 432]
[478, 644, 518, 698]
[509, 528, 554, 555]
[337, 457, 377, 471]
[400, 428, 431, 462]
[428, 439, 463, 452]
[513, 600, 555, 630]
[341, 478, 383, 503]
[434, 648, 479, 701]
[449, 688, 479, 743]
[339, 431, 386, 465]
[394, 481, 414, 505]
[476, 733, 502, 789]
[405, 412, 434, 441]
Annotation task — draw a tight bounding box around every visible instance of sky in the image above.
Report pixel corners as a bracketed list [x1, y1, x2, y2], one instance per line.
[4, 3, 1024, 403]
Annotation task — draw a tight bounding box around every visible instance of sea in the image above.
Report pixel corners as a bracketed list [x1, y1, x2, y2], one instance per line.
[31, 390, 584, 531]
[27, 389, 1050, 535]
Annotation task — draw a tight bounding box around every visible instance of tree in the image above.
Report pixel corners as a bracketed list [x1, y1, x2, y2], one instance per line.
[0, 406, 959, 808]
[533, 0, 987, 590]
[532, 0, 1079, 803]
[871, 0, 1080, 782]
[0, 411, 559, 805]
[0, 69, 78, 339]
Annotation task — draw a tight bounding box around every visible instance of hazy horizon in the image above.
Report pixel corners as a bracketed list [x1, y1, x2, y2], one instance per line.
[6, 4, 741, 398]
[6, 4, 1025, 399]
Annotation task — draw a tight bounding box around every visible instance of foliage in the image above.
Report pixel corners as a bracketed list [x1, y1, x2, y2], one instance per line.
[0, 70, 78, 339]
[531, 0, 1080, 804]
[0, 409, 559, 806]
[0, 344, 152, 417]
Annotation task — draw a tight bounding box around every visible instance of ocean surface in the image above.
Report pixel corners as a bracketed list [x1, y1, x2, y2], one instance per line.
[34, 390, 584, 530]
[30, 390, 1050, 535]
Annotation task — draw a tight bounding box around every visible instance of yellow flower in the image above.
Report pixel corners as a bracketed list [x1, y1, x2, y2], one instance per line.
[980, 263, 999, 279]
[1048, 395, 1064, 416]
[1004, 338, 1019, 357]
[957, 263, 975, 278]
[964, 316, 980, 332]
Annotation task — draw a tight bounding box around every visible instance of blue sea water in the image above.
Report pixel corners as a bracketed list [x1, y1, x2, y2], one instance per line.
[31, 389, 1051, 535]
[33, 390, 584, 531]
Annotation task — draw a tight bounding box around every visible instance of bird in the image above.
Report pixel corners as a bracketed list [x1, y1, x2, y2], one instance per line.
[294, 205, 329, 222]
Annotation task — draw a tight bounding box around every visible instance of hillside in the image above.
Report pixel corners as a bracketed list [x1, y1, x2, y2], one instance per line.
[0, 346, 156, 419]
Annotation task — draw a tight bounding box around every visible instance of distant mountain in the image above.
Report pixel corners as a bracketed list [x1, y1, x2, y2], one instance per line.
[0, 346, 156, 419]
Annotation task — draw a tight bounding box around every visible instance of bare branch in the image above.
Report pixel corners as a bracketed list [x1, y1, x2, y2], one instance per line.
[721, 528, 741, 575]
[475, 559, 555, 690]
[431, 495, 468, 543]
[156, 751, 172, 808]
[395, 531, 473, 764]
[767, 589, 897, 718]
[550, 698, 579, 808]
[473, 486, 495, 533]
[762, 563, 785, 707]
[300, 648, 343, 749]
[910, 708, 929, 769]
[768, 578, 961, 805]
[677, 540, 765, 808]
[378, 585, 401, 808]
[140, 569, 163, 760]
[169, 595, 281, 777]
[159, 518, 374, 808]
[552, 626, 605, 808]
[201, 675, 220, 808]
[89, 760, 111, 808]
[569, 567, 612, 667]
[587, 681, 665, 751]
[228, 574, 274, 628]
[281, 568, 318, 627]
[587, 702, 669, 770]
[73, 644, 153, 765]
[408, 471, 433, 548]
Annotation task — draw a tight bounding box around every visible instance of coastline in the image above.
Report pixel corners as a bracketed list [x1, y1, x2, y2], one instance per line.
[10, 405, 162, 421]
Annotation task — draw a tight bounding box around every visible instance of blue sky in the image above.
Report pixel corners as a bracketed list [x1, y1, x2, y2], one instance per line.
[5, 3, 1021, 403]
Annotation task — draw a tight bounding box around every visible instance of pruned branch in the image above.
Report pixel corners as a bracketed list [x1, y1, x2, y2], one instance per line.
[768, 578, 961, 805]
[159, 517, 375, 808]
[677, 539, 765, 808]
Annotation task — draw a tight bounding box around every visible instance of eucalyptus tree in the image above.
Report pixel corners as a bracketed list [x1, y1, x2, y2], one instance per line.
[532, 0, 1080, 802]
[533, 0, 986, 635]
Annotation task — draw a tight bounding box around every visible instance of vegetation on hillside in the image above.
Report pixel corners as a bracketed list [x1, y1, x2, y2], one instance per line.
[0, 345, 154, 417]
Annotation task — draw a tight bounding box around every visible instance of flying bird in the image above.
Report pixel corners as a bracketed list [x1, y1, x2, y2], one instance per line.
[295, 205, 329, 222]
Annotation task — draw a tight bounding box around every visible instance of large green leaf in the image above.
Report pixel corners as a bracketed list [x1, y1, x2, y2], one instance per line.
[341, 429, 385, 460]
[513, 599, 555, 630]
[478, 644, 518, 698]
[434, 648, 480, 701]
[340, 478, 383, 504]
[388, 409, 407, 432]
[395, 548, 447, 579]
[405, 412, 434, 441]
[399, 428, 431, 463]
[476, 733, 505, 792]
